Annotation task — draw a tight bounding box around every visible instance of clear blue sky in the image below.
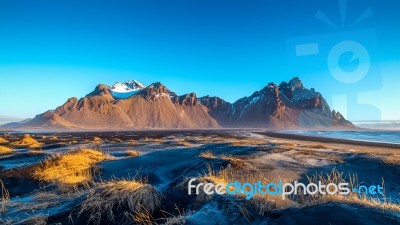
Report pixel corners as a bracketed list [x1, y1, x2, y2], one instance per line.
[0, 0, 399, 122]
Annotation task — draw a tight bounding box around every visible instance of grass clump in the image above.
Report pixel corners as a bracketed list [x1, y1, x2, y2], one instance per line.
[11, 134, 42, 149]
[199, 151, 245, 168]
[383, 155, 400, 165]
[20, 215, 48, 225]
[131, 206, 190, 225]
[33, 149, 112, 186]
[92, 137, 103, 145]
[1, 179, 10, 213]
[0, 146, 13, 155]
[126, 150, 141, 157]
[80, 179, 162, 225]
[0, 137, 9, 144]
[220, 154, 245, 168]
[29, 148, 45, 154]
[199, 150, 217, 159]
[303, 168, 400, 212]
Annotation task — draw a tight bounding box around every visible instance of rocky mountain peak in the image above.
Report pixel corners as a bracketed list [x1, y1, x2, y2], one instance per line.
[178, 92, 198, 106]
[288, 76, 304, 91]
[86, 84, 112, 97]
[140, 82, 171, 100]
[199, 96, 229, 109]
[265, 83, 280, 98]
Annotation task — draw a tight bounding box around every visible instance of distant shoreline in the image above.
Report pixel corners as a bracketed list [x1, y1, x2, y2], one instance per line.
[258, 131, 400, 149]
[1, 128, 398, 149]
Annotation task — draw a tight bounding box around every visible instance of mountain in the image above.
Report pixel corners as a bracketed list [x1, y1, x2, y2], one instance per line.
[199, 77, 354, 129]
[11, 82, 219, 129]
[1, 77, 354, 130]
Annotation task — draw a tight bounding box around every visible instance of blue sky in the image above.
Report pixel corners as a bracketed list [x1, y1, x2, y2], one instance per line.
[0, 0, 399, 121]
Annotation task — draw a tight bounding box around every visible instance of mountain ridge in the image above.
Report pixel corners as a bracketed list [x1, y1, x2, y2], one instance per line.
[1, 77, 355, 130]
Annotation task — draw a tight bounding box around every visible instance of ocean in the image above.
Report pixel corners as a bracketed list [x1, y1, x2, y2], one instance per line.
[283, 130, 400, 145]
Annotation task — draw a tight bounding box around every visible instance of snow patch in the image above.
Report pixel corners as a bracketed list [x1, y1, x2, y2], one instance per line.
[110, 80, 146, 99]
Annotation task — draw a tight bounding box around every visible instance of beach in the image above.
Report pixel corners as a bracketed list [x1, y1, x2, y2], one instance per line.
[0, 130, 399, 224]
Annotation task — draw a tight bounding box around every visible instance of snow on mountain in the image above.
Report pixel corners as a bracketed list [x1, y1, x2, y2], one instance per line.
[110, 80, 146, 99]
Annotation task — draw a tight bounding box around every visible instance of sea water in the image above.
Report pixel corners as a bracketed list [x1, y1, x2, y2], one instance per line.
[283, 130, 400, 145]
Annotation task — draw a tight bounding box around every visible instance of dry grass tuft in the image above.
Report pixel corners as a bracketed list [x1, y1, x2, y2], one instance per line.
[20, 215, 48, 225]
[126, 150, 141, 157]
[131, 207, 156, 225]
[11, 134, 42, 148]
[246, 195, 276, 216]
[27, 143, 43, 149]
[230, 138, 267, 146]
[383, 155, 400, 165]
[171, 138, 193, 147]
[159, 206, 190, 225]
[220, 154, 245, 168]
[33, 149, 112, 186]
[80, 179, 162, 225]
[127, 139, 138, 145]
[302, 168, 400, 212]
[29, 148, 45, 154]
[200, 165, 230, 190]
[49, 136, 58, 141]
[0, 137, 9, 144]
[199, 151, 245, 168]
[199, 150, 217, 159]
[142, 137, 165, 144]
[112, 138, 123, 143]
[1, 179, 10, 213]
[0, 146, 13, 155]
[92, 136, 103, 145]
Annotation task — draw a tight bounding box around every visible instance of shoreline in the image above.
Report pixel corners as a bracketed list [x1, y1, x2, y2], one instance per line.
[258, 131, 400, 149]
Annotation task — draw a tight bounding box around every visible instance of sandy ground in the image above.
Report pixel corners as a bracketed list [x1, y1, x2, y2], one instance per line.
[0, 130, 399, 224]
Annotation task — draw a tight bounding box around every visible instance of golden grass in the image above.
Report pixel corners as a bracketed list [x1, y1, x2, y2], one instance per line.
[33, 149, 112, 186]
[159, 207, 189, 225]
[0, 146, 13, 155]
[189, 136, 266, 146]
[49, 136, 58, 141]
[112, 138, 123, 143]
[11, 134, 42, 148]
[199, 151, 245, 168]
[131, 207, 156, 225]
[29, 148, 45, 154]
[127, 139, 138, 145]
[142, 138, 165, 143]
[80, 179, 162, 225]
[199, 150, 217, 159]
[383, 155, 400, 165]
[131, 207, 189, 225]
[92, 137, 103, 145]
[303, 168, 400, 212]
[126, 150, 141, 157]
[0, 137, 9, 144]
[230, 138, 267, 146]
[246, 195, 276, 216]
[27, 143, 42, 149]
[201, 166, 229, 186]
[220, 154, 245, 168]
[171, 138, 194, 147]
[198, 166, 400, 214]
